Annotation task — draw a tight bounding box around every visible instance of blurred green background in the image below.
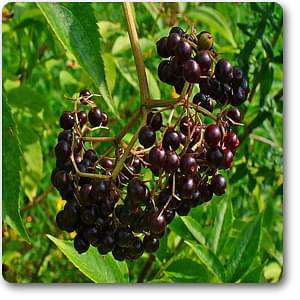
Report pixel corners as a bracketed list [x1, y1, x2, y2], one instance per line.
[2, 2, 283, 283]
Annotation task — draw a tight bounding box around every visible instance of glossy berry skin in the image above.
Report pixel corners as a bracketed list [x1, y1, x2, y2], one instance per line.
[180, 116, 193, 135]
[88, 107, 102, 127]
[60, 111, 75, 130]
[180, 154, 198, 175]
[84, 149, 98, 163]
[223, 132, 238, 150]
[143, 235, 159, 253]
[74, 234, 89, 254]
[232, 67, 244, 87]
[101, 112, 109, 127]
[210, 174, 227, 196]
[147, 111, 163, 131]
[167, 33, 182, 54]
[204, 124, 222, 147]
[206, 147, 224, 168]
[149, 146, 166, 167]
[222, 149, 234, 169]
[194, 50, 212, 74]
[80, 205, 98, 225]
[138, 126, 156, 148]
[178, 175, 197, 198]
[55, 140, 71, 161]
[156, 37, 171, 58]
[197, 31, 214, 50]
[127, 178, 149, 204]
[157, 60, 171, 83]
[100, 157, 114, 170]
[215, 59, 233, 83]
[77, 111, 87, 127]
[231, 87, 246, 106]
[176, 201, 191, 216]
[112, 246, 126, 261]
[149, 213, 166, 235]
[227, 107, 241, 124]
[80, 89, 91, 98]
[163, 128, 181, 151]
[183, 60, 201, 83]
[199, 185, 213, 202]
[169, 26, 184, 36]
[193, 93, 213, 112]
[175, 40, 192, 62]
[79, 184, 92, 203]
[164, 151, 180, 173]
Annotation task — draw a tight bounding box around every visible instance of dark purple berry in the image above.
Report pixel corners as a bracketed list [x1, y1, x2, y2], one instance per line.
[194, 50, 212, 74]
[60, 111, 75, 130]
[204, 124, 222, 147]
[164, 151, 180, 173]
[143, 235, 159, 253]
[163, 128, 180, 150]
[74, 234, 89, 254]
[147, 111, 163, 131]
[180, 153, 198, 175]
[175, 40, 192, 62]
[210, 174, 226, 196]
[183, 59, 201, 83]
[215, 59, 233, 83]
[77, 111, 87, 127]
[101, 112, 109, 127]
[167, 33, 182, 55]
[138, 126, 156, 148]
[88, 107, 102, 127]
[156, 37, 171, 58]
[227, 107, 241, 124]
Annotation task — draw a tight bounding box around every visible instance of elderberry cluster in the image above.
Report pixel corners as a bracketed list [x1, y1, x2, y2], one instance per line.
[51, 27, 250, 262]
[157, 27, 249, 106]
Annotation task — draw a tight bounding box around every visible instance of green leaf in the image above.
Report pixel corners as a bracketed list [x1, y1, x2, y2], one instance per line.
[146, 68, 161, 99]
[164, 258, 209, 282]
[102, 52, 117, 95]
[240, 265, 264, 283]
[38, 3, 118, 118]
[2, 96, 30, 243]
[211, 197, 234, 254]
[181, 216, 206, 245]
[189, 6, 237, 48]
[141, 2, 163, 30]
[185, 241, 225, 282]
[47, 235, 129, 283]
[169, 217, 195, 241]
[226, 215, 263, 282]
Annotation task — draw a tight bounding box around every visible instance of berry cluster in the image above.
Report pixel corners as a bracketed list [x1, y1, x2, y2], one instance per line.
[157, 27, 249, 106]
[52, 27, 249, 262]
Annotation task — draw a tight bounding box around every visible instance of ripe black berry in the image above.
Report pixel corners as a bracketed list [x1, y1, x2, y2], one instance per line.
[175, 40, 192, 62]
[206, 147, 224, 168]
[55, 140, 71, 162]
[143, 235, 159, 253]
[178, 175, 197, 198]
[210, 174, 226, 196]
[169, 26, 184, 36]
[138, 125, 156, 148]
[80, 205, 98, 225]
[88, 107, 102, 127]
[127, 178, 149, 204]
[227, 107, 241, 124]
[167, 33, 182, 55]
[74, 234, 90, 254]
[215, 59, 233, 83]
[180, 153, 198, 175]
[147, 111, 163, 131]
[205, 124, 222, 147]
[164, 151, 180, 173]
[77, 111, 87, 127]
[112, 246, 126, 261]
[163, 128, 180, 150]
[194, 50, 212, 74]
[183, 59, 201, 83]
[60, 111, 75, 130]
[156, 37, 171, 58]
[149, 213, 166, 235]
[149, 146, 166, 167]
[101, 112, 109, 127]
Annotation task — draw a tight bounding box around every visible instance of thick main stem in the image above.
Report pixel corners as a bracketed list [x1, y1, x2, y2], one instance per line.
[123, 2, 150, 104]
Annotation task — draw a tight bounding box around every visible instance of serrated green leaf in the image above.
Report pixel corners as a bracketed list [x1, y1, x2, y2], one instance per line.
[211, 197, 234, 254]
[38, 3, 118, 118]
[2, 96, 30, 243]
[185, 241, 225, 282]
[47, 235, 129, 283]
[226, 215, 263, 282]
[181, 216, 206, 245]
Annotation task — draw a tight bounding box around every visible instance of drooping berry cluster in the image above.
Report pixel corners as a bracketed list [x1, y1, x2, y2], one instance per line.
[52, 27, 249, 261]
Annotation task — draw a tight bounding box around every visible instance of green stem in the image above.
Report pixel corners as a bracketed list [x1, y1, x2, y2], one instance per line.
[123, 2, 150, 104]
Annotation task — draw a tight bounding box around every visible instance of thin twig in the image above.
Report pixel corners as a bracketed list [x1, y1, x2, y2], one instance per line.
[137, 254, 156, 283]
[21, 185, 54, 212]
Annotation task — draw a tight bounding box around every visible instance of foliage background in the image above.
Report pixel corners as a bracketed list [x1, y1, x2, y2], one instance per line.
[2, 2, 283, 283]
